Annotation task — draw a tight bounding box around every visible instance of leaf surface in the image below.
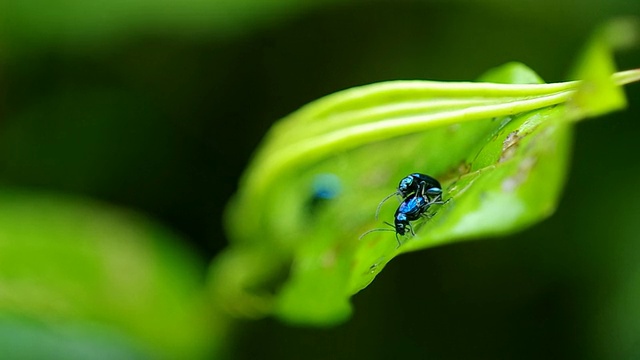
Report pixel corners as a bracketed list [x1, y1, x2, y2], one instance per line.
[212, 31, 640, 325]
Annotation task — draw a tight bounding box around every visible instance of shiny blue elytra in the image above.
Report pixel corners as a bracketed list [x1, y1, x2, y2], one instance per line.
[392, 194, 431, 236]
[397, 173, 443, 201]
[362, 172, 445, 247]
[376, 173, 443, 219]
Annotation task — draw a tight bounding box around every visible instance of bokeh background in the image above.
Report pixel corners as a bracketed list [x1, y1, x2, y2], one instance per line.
[3, 0, 640, 359]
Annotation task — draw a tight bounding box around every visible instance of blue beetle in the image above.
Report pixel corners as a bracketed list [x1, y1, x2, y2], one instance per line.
[376, 173, 443, 219]
[362, 173, 445, 247]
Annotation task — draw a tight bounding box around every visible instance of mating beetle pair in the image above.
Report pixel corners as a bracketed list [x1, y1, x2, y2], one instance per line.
[362, 173, 445, 246]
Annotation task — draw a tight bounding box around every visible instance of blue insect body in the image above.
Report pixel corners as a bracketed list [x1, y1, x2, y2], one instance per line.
[398, 173, 443, 201]
[376, 173, 443, 219]
[392, 194, 430, 236]
[362, 173, 446, 247]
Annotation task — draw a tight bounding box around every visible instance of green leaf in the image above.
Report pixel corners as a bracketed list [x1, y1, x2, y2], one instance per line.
[211, 30, 640, 325]
[0, 189, 218, 358]
[567, 19, 638, 118]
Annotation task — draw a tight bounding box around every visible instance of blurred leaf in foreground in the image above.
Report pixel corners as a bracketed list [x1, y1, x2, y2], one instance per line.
[0, 189, 217, 359]
[210, 23, 640, 326]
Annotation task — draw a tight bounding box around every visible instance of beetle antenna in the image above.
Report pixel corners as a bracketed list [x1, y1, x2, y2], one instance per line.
[358, 227, 395, 240]
[375, 192, 399, 220]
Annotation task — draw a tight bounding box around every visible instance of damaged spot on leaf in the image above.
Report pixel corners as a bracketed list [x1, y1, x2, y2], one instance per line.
[500, 130, 522, 163]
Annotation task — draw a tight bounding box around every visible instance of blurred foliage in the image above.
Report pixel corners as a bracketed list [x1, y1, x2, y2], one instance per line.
[1, 0, 343, 55]
[0, 189, 217, 358]
[2, 0, 640, 359]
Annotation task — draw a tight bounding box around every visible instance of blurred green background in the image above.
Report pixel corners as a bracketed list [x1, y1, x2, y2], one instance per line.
[2, 0, 640, 359]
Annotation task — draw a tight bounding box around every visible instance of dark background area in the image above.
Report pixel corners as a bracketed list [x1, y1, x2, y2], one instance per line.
[3, 0, 640, 358]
